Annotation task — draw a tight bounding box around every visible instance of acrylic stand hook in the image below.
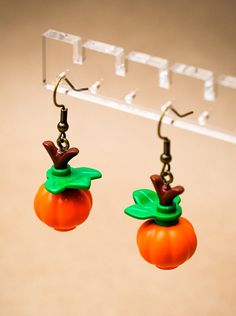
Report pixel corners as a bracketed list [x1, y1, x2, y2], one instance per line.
[46, 79, 236, 144]
[42, 29, 236, 145]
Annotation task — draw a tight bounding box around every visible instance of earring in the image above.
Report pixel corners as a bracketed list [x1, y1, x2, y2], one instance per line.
[124, 103, 197, 270]
[34, 73, 102, 232]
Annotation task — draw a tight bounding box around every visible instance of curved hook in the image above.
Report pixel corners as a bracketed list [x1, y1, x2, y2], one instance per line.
[157, 102, 193, 185]
[157, 103, 194, 140]
[53, 72, 89, 109]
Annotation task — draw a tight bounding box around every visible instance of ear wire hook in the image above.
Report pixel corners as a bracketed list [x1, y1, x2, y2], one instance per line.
[157, 103, 194, 185]
[158, 104, 194, 140]
[52, 72, 89, 152]
[53, 72, 89, 109]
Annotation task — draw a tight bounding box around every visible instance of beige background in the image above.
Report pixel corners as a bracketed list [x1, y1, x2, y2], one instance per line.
[1, 1, 236, 315]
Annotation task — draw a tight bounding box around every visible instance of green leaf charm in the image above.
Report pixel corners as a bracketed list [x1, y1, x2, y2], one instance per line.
[45, 165, 102, 194]
[124, 188, 182, 226]
[133, 189, 159, 206]
[125, 204, 157, 220]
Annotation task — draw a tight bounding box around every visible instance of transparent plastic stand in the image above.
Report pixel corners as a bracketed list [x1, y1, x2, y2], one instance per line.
[42, 29, 236, 144]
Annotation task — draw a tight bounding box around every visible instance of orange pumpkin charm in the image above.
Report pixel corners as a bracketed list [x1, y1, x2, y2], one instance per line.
[137, 217, 197, 269]
[34, 185, 93, 231]
[125, 175, 197, 270]
[34, 141, 102, 232]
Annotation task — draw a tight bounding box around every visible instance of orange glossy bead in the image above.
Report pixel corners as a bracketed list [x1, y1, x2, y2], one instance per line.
[34, 184, 92, 231]
[137, 217, 197, 270]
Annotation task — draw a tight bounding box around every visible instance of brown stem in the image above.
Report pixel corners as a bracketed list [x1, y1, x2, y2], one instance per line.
[150, 174, 184, 206]
[43, 141, 79, 169]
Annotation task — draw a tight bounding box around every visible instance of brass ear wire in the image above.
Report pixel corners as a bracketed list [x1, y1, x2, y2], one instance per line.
[157, 104, 193, 140]
[53, 72, 89, 110]
[157, 103, 193, 185]
[53, 72, 89, 152]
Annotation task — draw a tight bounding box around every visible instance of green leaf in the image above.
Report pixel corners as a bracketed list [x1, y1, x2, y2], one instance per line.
[133, 189, 159, 206]
[45, 165, 102, 194]
[124, 204, 157, 219]
[124, 189, 182, 224]
[76, 167, 102, 180]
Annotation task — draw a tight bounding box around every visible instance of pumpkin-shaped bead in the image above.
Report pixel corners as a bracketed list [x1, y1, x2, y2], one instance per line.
[137, 217, 197, 270]
[34, 185, 92, 231]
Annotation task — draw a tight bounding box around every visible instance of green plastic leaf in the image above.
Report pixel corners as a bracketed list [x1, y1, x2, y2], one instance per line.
[124, 189, 182, 225]
[124, 204, 156, 219]
[45, 165, 102, 194]
[133, 189, 159, 206]
[76, 167, 102, 180]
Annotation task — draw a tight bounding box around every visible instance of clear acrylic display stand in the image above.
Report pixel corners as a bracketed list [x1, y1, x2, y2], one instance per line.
[42, 29, 236, 144]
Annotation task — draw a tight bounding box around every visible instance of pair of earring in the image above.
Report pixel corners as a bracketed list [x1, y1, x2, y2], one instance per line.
[34, 74, 197, 270]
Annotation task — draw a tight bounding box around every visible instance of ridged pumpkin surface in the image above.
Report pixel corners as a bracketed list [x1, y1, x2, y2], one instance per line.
[34, 184, 92, 231]
[137, 217, 197, 269]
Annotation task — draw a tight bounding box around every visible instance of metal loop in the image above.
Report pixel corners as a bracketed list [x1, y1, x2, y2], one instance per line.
[57, 133, 70, 152]
[161, 163, 171, 173]
[161, 171, 174, 185]
[161, 165, 174, 185]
